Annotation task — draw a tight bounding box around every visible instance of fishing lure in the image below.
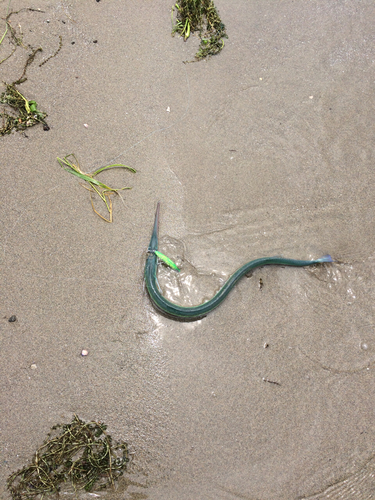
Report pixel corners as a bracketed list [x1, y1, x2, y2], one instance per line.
[144, 202, 333, 321]
[153, 250, 180, 272]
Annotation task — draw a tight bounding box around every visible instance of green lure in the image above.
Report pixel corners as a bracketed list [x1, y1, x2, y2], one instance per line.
[144, 203, 333, 321]
[153, 250, 180, 272]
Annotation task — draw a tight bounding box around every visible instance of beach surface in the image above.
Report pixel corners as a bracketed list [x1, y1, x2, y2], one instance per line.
[1, 1, 375, 498]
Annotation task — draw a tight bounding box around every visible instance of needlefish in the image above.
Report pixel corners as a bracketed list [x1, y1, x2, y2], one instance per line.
[145, 202, 333, 321]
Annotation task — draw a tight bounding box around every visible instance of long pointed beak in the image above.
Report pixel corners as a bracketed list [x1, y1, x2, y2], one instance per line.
[148, 202, 160, 251]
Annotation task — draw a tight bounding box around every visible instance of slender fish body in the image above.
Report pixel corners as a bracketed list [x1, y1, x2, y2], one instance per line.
[145, 203, 332, 321]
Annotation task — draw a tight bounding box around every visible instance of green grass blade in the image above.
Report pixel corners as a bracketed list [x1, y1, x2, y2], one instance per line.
[0, 0, 11, 47]
[91, 184, 106, 203]
[61, 168, 91, 182]
[92, 164, 136, 176]
[0, 23, 8, 46]
[58, 160, 129, 191]
[57, 156, 81, 173]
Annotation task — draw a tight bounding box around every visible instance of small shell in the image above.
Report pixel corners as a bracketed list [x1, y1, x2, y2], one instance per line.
[81, 349, 89, 356]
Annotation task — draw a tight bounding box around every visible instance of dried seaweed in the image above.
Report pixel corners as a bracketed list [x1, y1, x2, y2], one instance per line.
[7, 415, 129, 499]
[172, 0, 227, 60]
[0, 82, 47, 136]
[0, 6, 45, 65]
[39, 36, 62, 68]
[13, 46, 43, 85]
[0, 8, 49, 135]
[0, 4, 59, 135]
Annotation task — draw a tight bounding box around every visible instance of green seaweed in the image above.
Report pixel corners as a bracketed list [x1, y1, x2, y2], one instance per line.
[171, 0, 227, 60]
[0, 4, 61, 135]
[57, 154, 136, 222]
[0, 82, 47, 136]
[7, 415, 129, 499]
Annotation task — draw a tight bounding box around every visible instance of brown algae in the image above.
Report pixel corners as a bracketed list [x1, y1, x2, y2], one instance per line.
[7, 415, 129, 499]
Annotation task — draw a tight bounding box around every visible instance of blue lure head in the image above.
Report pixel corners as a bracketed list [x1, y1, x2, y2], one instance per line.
[148, 202, 160, 252]
[316, 254, 333, 263]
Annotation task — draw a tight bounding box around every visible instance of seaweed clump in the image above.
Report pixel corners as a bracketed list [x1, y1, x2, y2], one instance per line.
[57, 154, 136, 222]
[0, 83, 48, 136]
[172, 0, 228, 60]
[7, 415, 129, 499]
[0, 4, 59, 136]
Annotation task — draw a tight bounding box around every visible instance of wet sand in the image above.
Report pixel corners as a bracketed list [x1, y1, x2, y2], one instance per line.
[1, 1, 375, 498]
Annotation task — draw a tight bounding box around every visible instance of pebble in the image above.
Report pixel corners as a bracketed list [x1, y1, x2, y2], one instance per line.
[81, 349, 89, 356]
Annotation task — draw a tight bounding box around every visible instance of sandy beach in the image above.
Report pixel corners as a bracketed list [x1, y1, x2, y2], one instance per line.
[1, 1, 375, 498]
